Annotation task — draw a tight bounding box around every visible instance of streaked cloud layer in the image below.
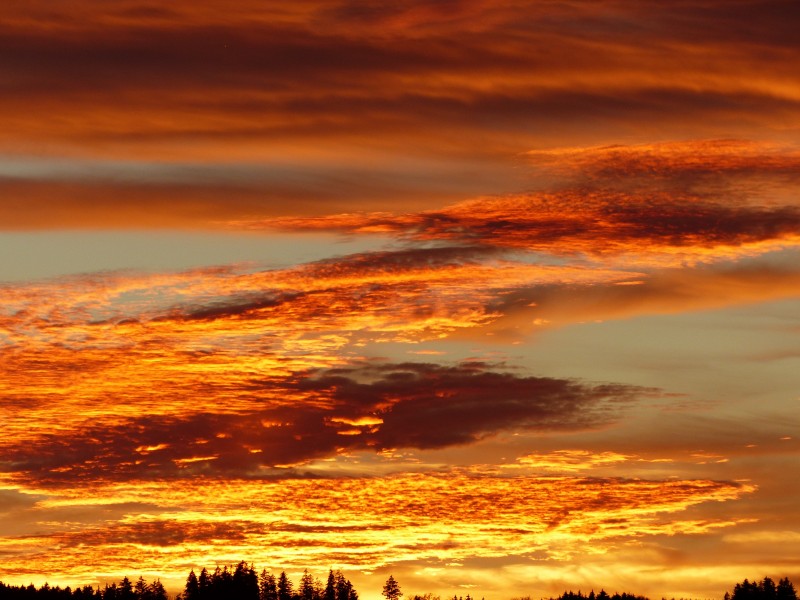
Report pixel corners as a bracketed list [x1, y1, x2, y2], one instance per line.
[0, 1, 798, 599]
[2, 0, 800, 225]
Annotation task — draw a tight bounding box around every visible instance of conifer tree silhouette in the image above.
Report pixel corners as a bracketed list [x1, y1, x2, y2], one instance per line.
[382, 576, 402, 600]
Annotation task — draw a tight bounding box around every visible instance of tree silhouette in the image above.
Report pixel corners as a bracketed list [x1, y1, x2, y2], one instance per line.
[299, 570, 316, 600]
[325, 571, 337, 600]
[118, 577, 134, 600]
[232, 562, 259, 600]
[4, 568, 793, 600]
[149, 580, 168, 600]
[197, 568, 210, 600]
[260, 570, 278, 600]
[382, 576, 402, 600]
[778, 579, 798, 600]
[407, 594, 440, 600]
[545, 589, 648, 600]
[184, 571, 199, 600]
[0, 575, 174, 600]
[134, 577, 148, 600]
[334, 572, 352, 600]
[730, 577, 798, 600]
[278, 571, 293, 600]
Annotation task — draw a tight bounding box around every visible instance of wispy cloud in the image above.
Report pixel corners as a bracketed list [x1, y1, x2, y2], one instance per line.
[0, 473, 754, 586]
[1, 2, 799, 225]
[247, 140, 800, 266]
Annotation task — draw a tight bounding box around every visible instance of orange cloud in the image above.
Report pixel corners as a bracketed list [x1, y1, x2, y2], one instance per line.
[233, 139, 800, 269]
[262, 193, 800, 267]
[526, 140, 800, 182]
[0, 359, 653, 484]
[1, 2, 799, 227]
[1, 245, 650, 486]
[1, 5, 797, 595]
[0, 472, 755, 588]
[512, 449, 635, 473]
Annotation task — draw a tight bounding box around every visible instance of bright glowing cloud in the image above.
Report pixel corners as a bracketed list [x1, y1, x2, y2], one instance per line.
[1, 2, 799, 598]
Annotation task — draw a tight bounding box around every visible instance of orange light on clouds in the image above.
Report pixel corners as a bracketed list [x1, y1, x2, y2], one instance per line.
[0, 473, 754, 588]
[1, 1, 800, 599]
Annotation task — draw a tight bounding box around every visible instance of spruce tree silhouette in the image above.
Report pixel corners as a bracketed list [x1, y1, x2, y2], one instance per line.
[335, 571, 356, 600]
[233, 562, 259, 600]
[119, 577, 134, 600]
[260, 570, 278, 600]
[278, 571, 294, 600]
[149, 580, 168, 600]
[778, 579, 798, 600]
[382, 576, 402, 600]
[325, 570, 337, 600]
[134, 576, 147, 599]
[184, 571, 199, 600]
[300, 570, 315, 600]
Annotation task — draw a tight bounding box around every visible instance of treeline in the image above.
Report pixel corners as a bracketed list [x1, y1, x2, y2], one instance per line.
[543, 592, 647, 600]
[408, 594, 485, 600]
[725, 577, 797, 600]
[179, 563, 358, 600]
[538, 577, 798, 600]
[0, 571, 796, 600]
[0, 563, 358, 600]
[0, 576, 167, 599]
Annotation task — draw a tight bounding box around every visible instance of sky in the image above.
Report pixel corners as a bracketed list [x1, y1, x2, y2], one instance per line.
[1, 1, 799, 598]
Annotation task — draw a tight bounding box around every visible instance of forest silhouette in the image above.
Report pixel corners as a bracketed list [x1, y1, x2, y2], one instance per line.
[0, 567, 795, 600]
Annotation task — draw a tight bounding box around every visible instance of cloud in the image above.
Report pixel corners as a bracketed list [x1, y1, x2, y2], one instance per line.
[0, 155, 512, 229]
[0, 489, 43, 513]
[0, 360, 653, 484]
[2, 242, 796, 487]
[723, 530, 800, 544]
[266, 192, 800, 265]
[490, 262, 800, 329]
[526, 140, 800, 189]
[0, 472, 755, 586]
[249, 139, 800, 266]
[1, 2, 799, 227]
[512, 450, 634, 473]
[0, 240, 648, 490]
[0, 244, 631, 375]
[298, 362, 650, 449]
[0, 3, 795, 595]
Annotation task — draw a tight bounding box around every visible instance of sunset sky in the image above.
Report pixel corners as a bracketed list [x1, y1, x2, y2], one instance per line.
[1, 1, 799, 598]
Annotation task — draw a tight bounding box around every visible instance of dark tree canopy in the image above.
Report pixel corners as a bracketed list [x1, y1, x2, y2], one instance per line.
[727, 577, 798, 600]
[543, 591, 647, 600]
[0, 576, 167, 600]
